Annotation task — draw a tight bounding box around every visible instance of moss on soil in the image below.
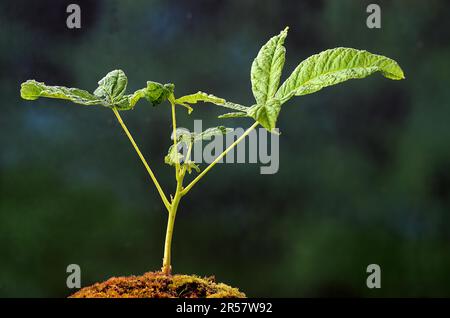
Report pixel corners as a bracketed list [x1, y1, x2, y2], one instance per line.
[69, 271, 246, 298]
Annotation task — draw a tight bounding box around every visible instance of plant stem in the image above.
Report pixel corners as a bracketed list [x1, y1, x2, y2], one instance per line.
[170, 101, 181, 178]
[112, 107, 171, 212]
[161, 169, 184, 275]
[181, 121, 259, 196]
[161, 100, 189, 275]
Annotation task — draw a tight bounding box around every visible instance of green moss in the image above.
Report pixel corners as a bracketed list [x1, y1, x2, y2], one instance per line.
[70, 271, 245, 298]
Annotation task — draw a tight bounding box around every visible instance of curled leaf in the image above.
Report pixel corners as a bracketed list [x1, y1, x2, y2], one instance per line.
[175, 92, 250, 116]
[164, 144, 200, 174]
[174, 91, 224, 114]
[165, 126, 231, 173]
[20, 70, 174, 111]
[175, 91, 225, 106]
[164, 145, 184, 166]
[94, 70, 128, 102]
[145, 82, 174, 106]
[20, 80, 104, 106]
[183, 160, 201, 174]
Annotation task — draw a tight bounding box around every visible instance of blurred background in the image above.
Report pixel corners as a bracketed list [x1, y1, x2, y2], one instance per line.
[1, 0, 449, 297]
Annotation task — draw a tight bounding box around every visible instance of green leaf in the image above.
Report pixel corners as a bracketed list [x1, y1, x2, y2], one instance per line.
[114, 82, 174, 110]
[183, 160, 201, 174]
[193, 126, 232, 141]
[164, 143, 200, 174]
[174, 129, 194, 145]
[128, 89, 147, 108]
[114, 89, 145, 110]
[172, 126, 231, 145]
[21, 70, 174, 111]
[20, 80, 104, 106]
[175, 92, 250, 116]
[145, 81, 174, 106]
[275, 47, 405, 103]
[176, 91, 250, 111]
[164, 145, 184, 166]
[248, 99, 281, 132]
[94, 70, 128, 102]
[165, 126, 230, 172]
[251, 27, 288, 105]
[175, 91, 225, 106]
[218, 111, 249, 119]
[218, 101, 249, 112]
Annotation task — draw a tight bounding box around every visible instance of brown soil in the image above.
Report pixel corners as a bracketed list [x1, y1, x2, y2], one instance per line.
[69, 271, 246, 298]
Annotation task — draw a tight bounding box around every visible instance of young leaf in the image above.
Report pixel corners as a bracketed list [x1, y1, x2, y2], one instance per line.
[251, 27, 288, 106]
[275, 47, 405, 103]
[94, 69, 128, 102]
[165, 126, 231, 171]
[145, 81, 174, 106]
[248, 99, 281, 132]
[20, 80, 104, 106]
[183, 160, 201, 174]
[164, 145, 184, 166]
[165, 129, 194, 168]
[174, 129, 194, 145]
[164, 143, 200, 174]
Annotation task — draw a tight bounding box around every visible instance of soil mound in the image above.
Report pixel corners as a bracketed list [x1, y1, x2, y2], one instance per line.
[70, 271, 245, 298]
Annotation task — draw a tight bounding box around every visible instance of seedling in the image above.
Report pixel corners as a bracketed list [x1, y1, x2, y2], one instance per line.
[20, 28, 404, 276]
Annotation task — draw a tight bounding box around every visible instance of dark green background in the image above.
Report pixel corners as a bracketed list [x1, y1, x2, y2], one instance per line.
[1, 0, 449, 297]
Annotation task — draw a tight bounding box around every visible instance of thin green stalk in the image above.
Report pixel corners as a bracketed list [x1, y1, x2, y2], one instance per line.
[112, 107, 171, 212]
[161, 101, 189, 275]
[181, 122, 259, 196]
[161, 168, 184, 275]
[170, 100, 182, 181]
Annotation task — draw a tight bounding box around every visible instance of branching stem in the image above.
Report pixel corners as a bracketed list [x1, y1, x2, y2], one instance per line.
[113, 105, 258, 276]
[112, 107, 171, 212]
[181, 121, 259, 196]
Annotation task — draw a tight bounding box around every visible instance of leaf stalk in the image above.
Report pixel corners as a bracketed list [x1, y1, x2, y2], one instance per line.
[181, 121, 259, 196]
[112, 107, 171, 212]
